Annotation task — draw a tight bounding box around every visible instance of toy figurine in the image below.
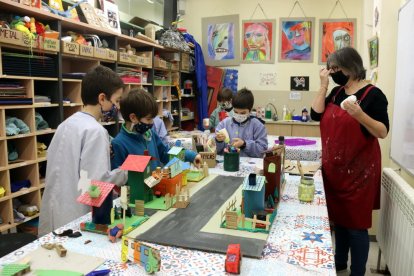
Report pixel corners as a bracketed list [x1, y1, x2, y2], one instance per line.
[107, 223, 124, 243]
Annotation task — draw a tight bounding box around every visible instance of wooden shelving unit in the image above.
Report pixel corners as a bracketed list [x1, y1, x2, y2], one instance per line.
[0, 0, 197, 232]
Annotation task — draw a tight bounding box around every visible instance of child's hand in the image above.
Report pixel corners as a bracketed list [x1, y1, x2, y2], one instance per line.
[193, 154, 202, 168]
[215, 133, 225, 142]
[232, 138, 245, 148]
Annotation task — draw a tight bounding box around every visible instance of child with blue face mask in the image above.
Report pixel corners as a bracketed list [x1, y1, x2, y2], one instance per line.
[215, 88, 268, 158]
[39, 65, 128, 236]
[111, 88, 202, 171]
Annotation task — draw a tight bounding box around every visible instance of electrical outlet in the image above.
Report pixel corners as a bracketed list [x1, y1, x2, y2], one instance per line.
[289, 91, 301, 100]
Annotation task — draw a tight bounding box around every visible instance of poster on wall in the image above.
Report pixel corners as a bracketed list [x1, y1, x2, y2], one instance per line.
[259, 72, 277, 86]
[290, 76, 309, 91]
[202, 15, 240, 67]
[279, 17, 315, 63]
[319, 18, 357, 64]
[241, 19, 276, 64]
[368, 36, 379, 69]
[102, 0, 121, 33]
[373, 0, 381, 36]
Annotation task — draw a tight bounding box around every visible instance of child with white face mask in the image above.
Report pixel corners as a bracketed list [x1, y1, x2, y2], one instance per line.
[215, 88, 268, 158]
[205, 88, 235, 130]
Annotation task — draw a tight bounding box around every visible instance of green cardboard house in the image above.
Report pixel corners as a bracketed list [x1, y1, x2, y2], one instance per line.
[120, 155, 153, 203]
[168, 146, 185, 161]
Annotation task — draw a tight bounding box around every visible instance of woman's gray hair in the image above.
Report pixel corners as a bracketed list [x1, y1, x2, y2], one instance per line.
[327, 47, 366, 80]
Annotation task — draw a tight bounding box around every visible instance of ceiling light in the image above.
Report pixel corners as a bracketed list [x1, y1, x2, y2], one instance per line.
[146, 0, 154, 3]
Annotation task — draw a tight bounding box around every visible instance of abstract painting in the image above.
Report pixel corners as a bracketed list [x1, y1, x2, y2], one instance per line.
[279, 17, 315, 63]
[319, 19, 357, 64]
[242, 19, 276, 64]
[368, 36, 379, 69]
[202, 14, 240, 66]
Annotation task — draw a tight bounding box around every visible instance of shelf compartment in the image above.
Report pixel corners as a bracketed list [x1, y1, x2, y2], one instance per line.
[62, 57, 99, 75]
[10, 163, 39, 194]
[63, 81, 82, 106]
[1, 51, 57, 78]
[5, 108, 35, 136]
[0, 200, 13, 232]
[34, 80, 60, 106]
[36, 133, 53, 160]
[7, 136, 36, 166]
[12, 189, 41, 224]
[35, 108, 61, 130]
[63, 106, 82, 120]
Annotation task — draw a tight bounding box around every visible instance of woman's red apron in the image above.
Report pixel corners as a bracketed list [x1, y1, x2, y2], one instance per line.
[320, 85, 381, 229]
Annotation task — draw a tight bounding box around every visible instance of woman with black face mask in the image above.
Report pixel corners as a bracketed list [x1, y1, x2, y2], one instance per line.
[311, 47, 389, 276]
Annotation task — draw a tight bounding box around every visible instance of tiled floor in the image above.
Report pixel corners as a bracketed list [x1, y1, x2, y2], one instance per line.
[335, 241, 389, 276]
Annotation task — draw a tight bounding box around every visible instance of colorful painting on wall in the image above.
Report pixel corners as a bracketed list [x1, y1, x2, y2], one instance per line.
[279, 17, 315, 63]
[319, 19, 356, 64]
[242, 19, 276, 64]
[202, 15, 240, 67]
[368, 36, 379, 69]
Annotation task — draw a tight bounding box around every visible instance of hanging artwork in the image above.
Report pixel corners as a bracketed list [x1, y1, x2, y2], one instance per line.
[368, 36, 379, 69]
[373, 0, 381, 36]
[202, 15, 240, 67]
[319, 18, 356, 64]
[241, 19, 276, 64]
[279, 17, 315, 63]
[290, 76, 309, 91]
[102, 0, 121, 33]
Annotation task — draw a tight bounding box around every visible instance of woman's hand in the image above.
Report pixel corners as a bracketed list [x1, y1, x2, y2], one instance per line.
[343, 101, 363, 119]
[320, 68, 331, 89]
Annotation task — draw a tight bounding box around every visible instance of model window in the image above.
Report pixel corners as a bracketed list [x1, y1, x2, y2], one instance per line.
[144, 249, 149, 256]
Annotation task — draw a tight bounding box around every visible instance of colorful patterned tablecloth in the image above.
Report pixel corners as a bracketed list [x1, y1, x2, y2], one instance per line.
[0, 160, 334, 276]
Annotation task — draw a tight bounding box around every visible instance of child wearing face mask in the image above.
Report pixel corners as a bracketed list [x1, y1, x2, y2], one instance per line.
[205, 88, 234, 130]
[111, 88, 202, 171]
[215, 88, 268, 158]
[39, 65, 128, 236]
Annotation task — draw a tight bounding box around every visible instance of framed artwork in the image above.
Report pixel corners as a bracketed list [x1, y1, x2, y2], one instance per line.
[202, 14, 240, 67]
[368, 36, 379, 69]
[319, 18, 357, 64]
[279, 17, 315, 63]
[241, 19, 276, 64]
[103, 0, 121, 33]
[290, 76, 309, 91]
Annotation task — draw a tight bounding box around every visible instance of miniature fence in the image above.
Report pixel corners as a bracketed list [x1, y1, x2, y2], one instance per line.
[241, 214, 271, 231]
[173, 185, 190, 208]
[220, 197, 238, 229]
[165, 193, 173, 209]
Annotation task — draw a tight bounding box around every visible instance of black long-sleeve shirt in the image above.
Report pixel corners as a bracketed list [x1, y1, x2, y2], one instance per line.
[311, 85, 389, 137]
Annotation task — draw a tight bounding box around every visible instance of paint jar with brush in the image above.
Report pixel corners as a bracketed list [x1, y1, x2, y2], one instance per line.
[224, 146, 240, 172]
[297, 160, 315, 202]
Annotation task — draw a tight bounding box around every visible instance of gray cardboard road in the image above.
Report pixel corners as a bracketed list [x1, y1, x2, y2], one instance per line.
[136, 175, 266, 258]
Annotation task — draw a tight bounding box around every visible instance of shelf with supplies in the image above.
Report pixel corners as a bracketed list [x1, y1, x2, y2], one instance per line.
[0, 0, 199, 232]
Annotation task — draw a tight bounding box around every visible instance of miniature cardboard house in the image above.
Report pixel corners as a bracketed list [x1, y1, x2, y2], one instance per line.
[168, 146, 185, 161]
[263, 145, 285, 204]
[120, 155, 153, 204]
[77, 180, 115, 225]
[242, 174, 266, 218]
[180, 161, 191, 186]
[153, 157, 183, 196]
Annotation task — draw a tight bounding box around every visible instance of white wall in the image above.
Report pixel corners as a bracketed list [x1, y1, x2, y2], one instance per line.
[115, 0, 164, 25]
[181, 0, 364, 114]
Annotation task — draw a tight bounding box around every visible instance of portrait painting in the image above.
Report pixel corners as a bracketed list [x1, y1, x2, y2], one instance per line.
[242, 19, 276, 64]
[279, 17, 315, 63]
[368, 36, 379, 69]
[202, 15, 240, 66]
[319, 19, 357, 64]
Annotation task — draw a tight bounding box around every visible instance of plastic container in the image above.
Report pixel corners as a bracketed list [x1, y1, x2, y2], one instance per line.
[224, 151, 240, 172]
[282, 105, 287, 120]
[298, 176, 315, 202]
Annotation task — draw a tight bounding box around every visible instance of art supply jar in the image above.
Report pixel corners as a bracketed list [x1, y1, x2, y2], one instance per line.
[298, 176, 315, 202]
[224, 151, 240, 172]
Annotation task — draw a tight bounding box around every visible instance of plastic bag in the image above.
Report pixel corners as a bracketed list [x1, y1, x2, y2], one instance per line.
[159, 28, 190, 52]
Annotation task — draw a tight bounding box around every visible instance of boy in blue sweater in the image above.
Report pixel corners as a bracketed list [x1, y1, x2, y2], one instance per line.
[111, 88, 201, 170]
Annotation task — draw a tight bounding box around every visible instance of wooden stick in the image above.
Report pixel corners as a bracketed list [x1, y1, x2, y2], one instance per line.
[297, 160, 304, 179]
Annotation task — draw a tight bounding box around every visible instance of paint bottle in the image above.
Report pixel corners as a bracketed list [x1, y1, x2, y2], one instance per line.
[282, 105, 287, 121]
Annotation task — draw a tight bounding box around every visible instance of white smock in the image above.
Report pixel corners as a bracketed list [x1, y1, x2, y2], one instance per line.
[39, 112, 127, 236]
